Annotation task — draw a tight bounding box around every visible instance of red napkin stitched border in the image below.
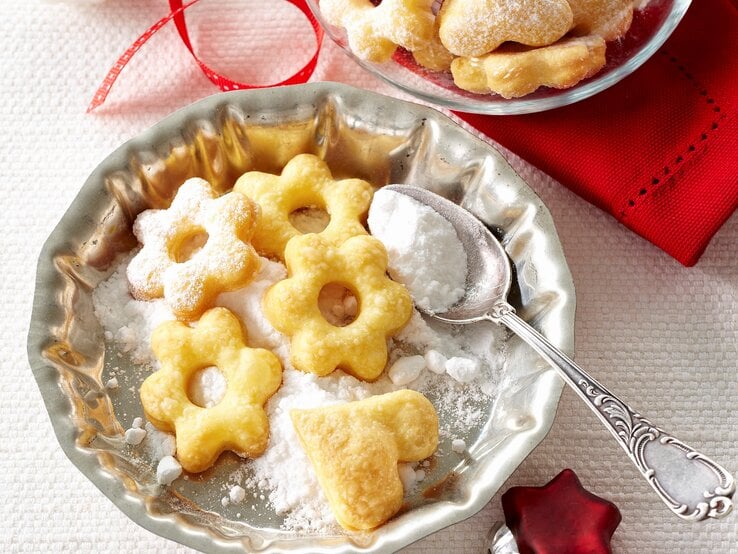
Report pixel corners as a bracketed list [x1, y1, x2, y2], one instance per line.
[456, 0, 738, 266]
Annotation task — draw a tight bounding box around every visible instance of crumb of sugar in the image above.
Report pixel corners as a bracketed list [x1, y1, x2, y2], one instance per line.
[132, 417, 143, 429]
[316, 282, 357, 326]
[343, 294, 357, 316]
[398, 464, 417, 491]
[415, 469, 426, 482]
[388, 355, 425, 385]
[445, 357, 482, 384]
[157, 455, 182, 485]
[368, 188, 468, 313]
[144, 422, 176, 461]
[124, 427, 146, 446]
[451, 438, 466, 453]
[424, 349, 447, 375]
[229, 485, 246, 504]
[105, 377, 119, 390]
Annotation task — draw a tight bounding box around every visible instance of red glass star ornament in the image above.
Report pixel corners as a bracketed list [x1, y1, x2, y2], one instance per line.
[502, 469, 621, 554]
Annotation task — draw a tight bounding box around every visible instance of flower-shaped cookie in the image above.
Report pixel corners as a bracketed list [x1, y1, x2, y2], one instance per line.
[263, 233, 412, 380]
[439, 0, 574, 57]
[320, 0, 436, 62]
[412, 21, 455, 71]
[140, 307, 282, 473]
[568, 0, 634, 41]
[451, 36, 606, 98]
[291, 390, 439, 530]
[127, 178, 259, 320]
[234, 154, 373, 261]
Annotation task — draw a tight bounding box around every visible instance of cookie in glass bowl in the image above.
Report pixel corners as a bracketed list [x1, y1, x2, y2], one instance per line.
[308, 0, 691, 114]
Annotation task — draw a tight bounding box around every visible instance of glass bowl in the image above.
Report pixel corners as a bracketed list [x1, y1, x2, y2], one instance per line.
[307, 0, 692, 115]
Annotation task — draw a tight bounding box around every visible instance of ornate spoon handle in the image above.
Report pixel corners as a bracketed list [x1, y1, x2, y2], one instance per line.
[491, 303, 735, 521]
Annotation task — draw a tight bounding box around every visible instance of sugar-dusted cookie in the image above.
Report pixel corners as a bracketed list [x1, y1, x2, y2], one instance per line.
[263, 233, 412, 380]
[234, 154, 373, 261]
[291, 390, 439, 530]
[320, 0, 436, 62]
[568, 0, 634, 41]
[127, 178, 259, 321]
[140, 307, 282, 473]
[412, 21, 455, 71]
[438, 0, 574, 57]
[451, 35, 607, 98]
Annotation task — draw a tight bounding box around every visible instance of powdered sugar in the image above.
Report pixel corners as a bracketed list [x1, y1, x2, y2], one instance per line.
[93, 254, 174, 364]
[124, 427, 146, 446]
[217, 258, 290, 359]
[143, 422, 176, 462]
[451, 438, 466, 453]
[368, 188, 467, 313]
[187, 366, 227, 408]
[388, 355, 426, 385]
[445, 356, 482, 383]
[156, 455, 182, 485]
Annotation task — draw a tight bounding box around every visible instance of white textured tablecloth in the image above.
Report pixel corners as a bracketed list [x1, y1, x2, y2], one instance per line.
[2, 1, 736, 552]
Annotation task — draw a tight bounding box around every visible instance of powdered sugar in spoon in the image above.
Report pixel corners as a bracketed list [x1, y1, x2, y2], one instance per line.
[383, 184, 734, 522]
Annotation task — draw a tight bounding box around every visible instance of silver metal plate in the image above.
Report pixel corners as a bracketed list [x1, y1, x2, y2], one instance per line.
[27, 83, 575, 553]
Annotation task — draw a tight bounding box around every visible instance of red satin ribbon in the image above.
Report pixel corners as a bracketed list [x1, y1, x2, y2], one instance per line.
[88, 0, 323, 112]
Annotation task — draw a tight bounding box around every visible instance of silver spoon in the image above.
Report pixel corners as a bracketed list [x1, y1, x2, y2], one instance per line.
[385, 184, 735, 521]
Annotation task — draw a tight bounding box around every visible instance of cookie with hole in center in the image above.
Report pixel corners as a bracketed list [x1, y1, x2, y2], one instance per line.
[234, 154, 373, 261]
[263, 233, 412, 380]
[140, 307, 282, 473]
[451, 35, 607, 98]
[438, 0, 574, 57]
[126, 178, 259, 321]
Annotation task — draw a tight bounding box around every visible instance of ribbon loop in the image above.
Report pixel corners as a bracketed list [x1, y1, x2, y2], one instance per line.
[88, 0, 323, 112]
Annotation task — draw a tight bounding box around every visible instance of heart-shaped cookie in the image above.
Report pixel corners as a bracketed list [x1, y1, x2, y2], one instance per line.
[291, 390, 439, 530]
[439, 0, 574, 57]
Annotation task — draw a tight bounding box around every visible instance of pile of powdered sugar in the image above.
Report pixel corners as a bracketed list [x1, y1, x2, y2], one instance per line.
[93, 191, 506, 533]
[94, 258, 174, 365]
[367, 188, 468, 313]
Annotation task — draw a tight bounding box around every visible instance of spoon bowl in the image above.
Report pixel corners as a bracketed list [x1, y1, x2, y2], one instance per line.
[386, 184, 735, 522]
[384, 185, 511, 324]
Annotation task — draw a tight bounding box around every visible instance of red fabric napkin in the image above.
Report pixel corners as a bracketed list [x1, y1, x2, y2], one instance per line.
[456, 0, 738, 266]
